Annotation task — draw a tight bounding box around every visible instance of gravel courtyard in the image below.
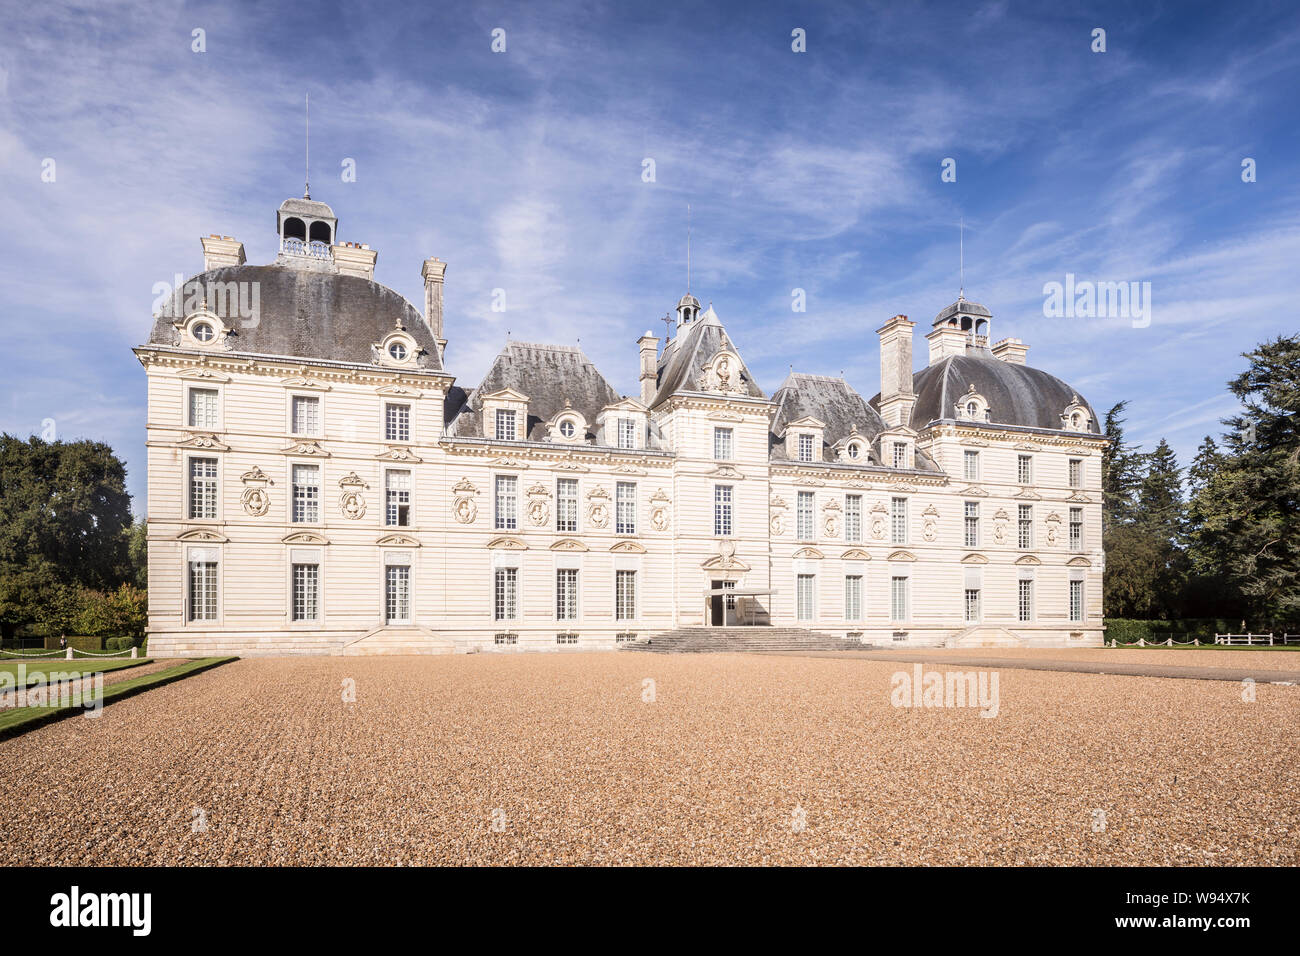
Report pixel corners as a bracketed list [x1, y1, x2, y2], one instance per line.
[1, 652, 1295, 866]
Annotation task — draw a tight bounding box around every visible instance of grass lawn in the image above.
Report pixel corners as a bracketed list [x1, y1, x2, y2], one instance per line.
[0, 657, 236, 740]
[0, 658, 153, 684]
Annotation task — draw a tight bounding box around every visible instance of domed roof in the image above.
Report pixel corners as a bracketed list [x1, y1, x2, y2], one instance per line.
[934, 296, 992, 325]
[677, 292, 701, 311]
[905, 352, 1099, 433]
[148, 263, 442, 370]
[278, 197, 336, 220]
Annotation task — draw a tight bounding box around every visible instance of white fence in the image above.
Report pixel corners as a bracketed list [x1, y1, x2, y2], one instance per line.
[1214, 633, 1300, 646]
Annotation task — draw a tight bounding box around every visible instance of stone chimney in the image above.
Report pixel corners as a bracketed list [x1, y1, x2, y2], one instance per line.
[333, 242, 377, 280]
[992, 337, 1028, 365]
[200, 235, 245, 271]
[422, 258, 447, 339]
[638, 331, 660, 406]
[926, 323, 967, 365]
[877, 314, 916, 428]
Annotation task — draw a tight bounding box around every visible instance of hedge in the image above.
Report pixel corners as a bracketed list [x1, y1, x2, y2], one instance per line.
[1105, 618, 1290, 644]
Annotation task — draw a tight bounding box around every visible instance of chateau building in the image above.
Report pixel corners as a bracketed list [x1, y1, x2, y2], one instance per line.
[136, 193, 1107, 656]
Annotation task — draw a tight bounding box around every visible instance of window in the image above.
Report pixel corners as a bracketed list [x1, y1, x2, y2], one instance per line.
[495, 475, 518, 530]
[292, 563, 319, 622]
[964, 449, 979, 481]
[559, 419, 575, 439]
[387, 342, 407, 362]
[188, 388, 218, 429]
[1068, 458, 1083, 488]
[1018, 454, 1033, 485]
[1018, 579, 1034, 622]
[893, 442, 908, 469]
[965, 587, 981, 623]
[890, 575, 909, 622]
[386, 565, 411, 623]
[192, 321, 214, 343]
[385, 403, 411, 443]
[385, 470, 412, 527]
[845, 495, 862, 543]
[844, 575, 863, 622]
[796, 491, 814, 540]
[556, 633, 579, 645]
[188, 560, 217, 621]
[1018, 504, 1033, 549]
[616, 482, 636, 535]
[615, 570, 636, 620]
[1069, 507, 1083, 551]
[798, 433, 814, 462]
[714, 485, 733, 536]
[964, 501, 980, 548]
[292, 464, 320, 523]
[495, 409, 517, 442]
[494, 567, 518, 621]
[291, 395, 320, 436]
[1069, 579, 1084, 622]
[846, 441, 862, 460]
[557, 478, 578, 533]
[556, 569, 578, 621]
[188, 458, 218, 519]
[714, 427, 734, 460]
[796, 574, 815, 622]
[494, 633, 518, 645]
[890, 497, 908, 544]
[618, 418, 637, 450]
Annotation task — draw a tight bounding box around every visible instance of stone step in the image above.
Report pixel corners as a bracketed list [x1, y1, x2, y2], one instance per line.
[620, 626, 876, 654]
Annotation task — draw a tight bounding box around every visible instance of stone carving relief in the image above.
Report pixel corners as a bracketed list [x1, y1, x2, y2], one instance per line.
[922, 504, 940, 542]
[1046, 511, 1062, 546]
[649, 489, 672, 532]
[822, 499, 841, 538]
[769, 495, 788, 536]
[696, 350, 747, 394]
[526, 483, 551, 527]
[587, 486, 610, 529]
[993, 507, 1009, 544]
[870, 500, 889, 541]
[240, 466, 272, 517]
[452, 477, 478, 525]
[337, 472, 368, 520]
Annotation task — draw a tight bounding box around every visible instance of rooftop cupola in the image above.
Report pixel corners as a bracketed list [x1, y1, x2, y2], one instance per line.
[276, 196, 337, 263]
[926, 294, 993, 364]
[676, 292, 701, 328]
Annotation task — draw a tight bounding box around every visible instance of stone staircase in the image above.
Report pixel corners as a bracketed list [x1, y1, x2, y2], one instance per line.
[620, 626, 876, 654]
[944, 626, 1026, 648]
[341, 626, 454, 656]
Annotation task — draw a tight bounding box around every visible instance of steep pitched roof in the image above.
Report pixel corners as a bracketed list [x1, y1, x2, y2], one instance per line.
[652, 305, 765, 406]
[770, 373, 887, 461]
[444, 341, 623, 442]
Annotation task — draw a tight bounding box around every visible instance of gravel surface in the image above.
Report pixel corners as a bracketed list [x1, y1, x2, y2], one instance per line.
[0, 653, 1294, 866]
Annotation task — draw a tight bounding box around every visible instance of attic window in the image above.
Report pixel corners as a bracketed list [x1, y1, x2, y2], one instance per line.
[388, 342, 408, 361]
[559, 419, 575, 439]
[797, 434, 815, 462]
[966, 401, 978, 417]
[192, 322, 215, 343]
[846, 441, 862, 460]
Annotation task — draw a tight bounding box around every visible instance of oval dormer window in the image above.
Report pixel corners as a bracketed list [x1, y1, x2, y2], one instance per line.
[560, 419, 575, 439]
[193, 321, 215, 343]
[966, 401, 978, 417]
[847, 442, 861, 460]
[388, 342, 408, 361]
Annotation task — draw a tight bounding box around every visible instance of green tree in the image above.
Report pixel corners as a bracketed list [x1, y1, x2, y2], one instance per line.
[1101, 401, 1144, 529]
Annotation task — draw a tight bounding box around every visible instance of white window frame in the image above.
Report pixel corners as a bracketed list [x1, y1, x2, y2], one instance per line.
[615, 569, 637, 621]
[187, 558, 219, 622]
[616, 482, 636, 535]
[844, 574, 862, 622]
[964, 501, 980, 548]
[796, 491, 814, 541]
[844, 494, 862, 544]
[890, 575, 909, 623]
[1069, 579, 1085, 622]
[618, 418, 638, 450]
[188, 456, 219, 520]
[556, 568, 578, 622]
[290, 394, 321, 437]
[1069, 507, 1083, 551]
[1018, 578, 1035, 622]
[714, 427, 734, 461]
[495, 475, 518, 531]
[890, 497, 908, 544]
[495, 408, 517, 442]
[1068, 458, 1083, 489]
[385, 469, 412, 527]
[892, 442, 908, 469]
[292, 562, 320, 622]
[1018, 454, 1033, 485]
[292, 463, 321, 524]
[187, 387, 220, 430]
[494, 567, 518, 621]
[797, 433, 814, 462]
[386, 564, 412, 624]
[1018, 504, 1033, 550]
[964, 449, 979, 481]
[384, 402, 412, 443]
[964, 587, 981, 623]
[796, 574, 815, 622]
[556, 478, 578, 533]
[714, 484, 733, 537]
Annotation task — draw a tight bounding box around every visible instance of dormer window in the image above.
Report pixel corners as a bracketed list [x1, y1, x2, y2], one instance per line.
[193, 321, 215, 343]
[1061, 395, 1093, 433]
[495, 409, 517, 441]
[846, 442, 862, 460]
[955, 387, 990, 422]
[388, 342, 407, 362]
[798, 434, 815, 462]
[892, 441, 909, 469]
[966, 401, 978, 417]
[559, 419, 575, 439]
[618, 418, 637, 450]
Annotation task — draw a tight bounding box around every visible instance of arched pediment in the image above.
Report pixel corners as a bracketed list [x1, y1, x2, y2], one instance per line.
[960, 552, 988, 564]
[550, 538, 588, 552]
[792, 546, 824, 560]
[486, 536, 527, 550]
[1066, 555, 1093, 567]
[840, 548, 872, 561]
[282, 531, 329, 545]
[887, 550, 916, 562]
[177, 528, 228, 543]
[375, 533, 419, 547]
[610, 540, 646, 554]
[1015, 554, 1042, 566]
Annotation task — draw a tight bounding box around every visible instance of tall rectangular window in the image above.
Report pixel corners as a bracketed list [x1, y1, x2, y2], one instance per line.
[615, 570, 636, 620]
[495, 409, 517, 442]
[1018, 579, 1034, 622]
[494, 567, 518, 621]
[1018, 454, 1033, 485]
[844, 495, 862, 543]
[188, 560, 217, 621]
[798, 433, 814, 462]
[964, 449, 980, 480]
[714, 427, 734, 460]
[965, 587, 981, 623]
[714, 485, 733, 536]
[796, 491, 814, 540]
[291, 395, 320, 436]
[890, 575, 909, 622]
[844, 575, 862, 622]
[292, 464, 320, 523]
[618, 418, 637, 449]
[1069, 579, 1084, 622]
[616, 482, 636, 535]
[386, 565, 411, 623]
[556, 478, 578, 533]
[556, 568, 578, 621]
[495, 475, 518, 530]
[964, 501, 980, 548]
[292, 563, 319, 622]
[385, 403, 411, 443]
[188, 388, 218, 429]
[893, 442, 908, 469]
[385, 470, 412, 527]
[1018, 504, 1033, 549]
[890, 497, 908, 544]
[796, 574, 815, 622]
[1068, 458, 1083, 488]
[1069, 507, 1083, 551]
[188, 457, 218, 519]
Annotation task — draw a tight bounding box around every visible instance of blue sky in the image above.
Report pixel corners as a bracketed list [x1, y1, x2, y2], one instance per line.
[2, 0, 1299, 510]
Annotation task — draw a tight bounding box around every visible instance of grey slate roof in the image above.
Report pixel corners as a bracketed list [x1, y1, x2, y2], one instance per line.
[653, 306, 765, 406]
[770, 373, 887, 462]
[934, 296, 993, 325]
[445, 341, 623, 442]
[896, 350, 1101, 433]
[148, 264, 443, 371]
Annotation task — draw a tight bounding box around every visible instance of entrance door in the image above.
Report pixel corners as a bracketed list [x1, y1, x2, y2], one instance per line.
[709, 580, 725, 626]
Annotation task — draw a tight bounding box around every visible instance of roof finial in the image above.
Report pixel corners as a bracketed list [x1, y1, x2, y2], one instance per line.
[304, 93, 311, 200]
[958, 216, 964, 300]
[661, 311, 675, 340]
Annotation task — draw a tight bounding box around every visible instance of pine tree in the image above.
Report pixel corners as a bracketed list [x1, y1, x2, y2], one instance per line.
[1101, 401, 1143, 529]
